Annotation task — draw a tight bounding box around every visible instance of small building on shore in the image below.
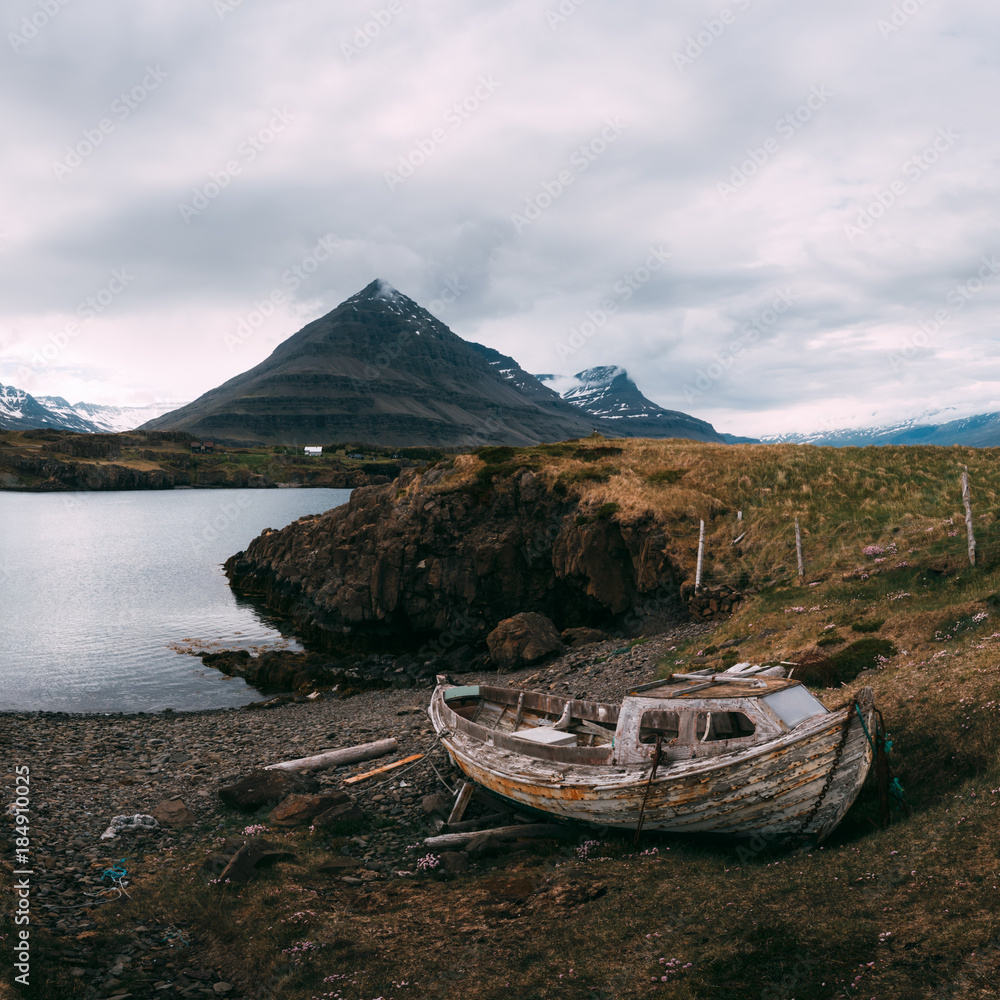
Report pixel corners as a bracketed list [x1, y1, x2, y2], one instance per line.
[304, 446, 323, 456]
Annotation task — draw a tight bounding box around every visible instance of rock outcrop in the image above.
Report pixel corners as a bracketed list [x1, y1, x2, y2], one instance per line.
[224, 461, 682, 650]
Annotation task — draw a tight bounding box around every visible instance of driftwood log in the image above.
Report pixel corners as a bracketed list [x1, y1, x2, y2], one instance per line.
[423, 823, 575, 849]
[264, 738, 398, 773]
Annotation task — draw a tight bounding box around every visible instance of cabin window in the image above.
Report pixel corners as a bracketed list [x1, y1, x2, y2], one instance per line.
[763, 687, 827, 728]
[695, 711, 756, 741]
[639, 709, 680, 743]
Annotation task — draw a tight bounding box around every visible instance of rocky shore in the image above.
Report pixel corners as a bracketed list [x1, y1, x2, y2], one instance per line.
[1, 621, 711, 999]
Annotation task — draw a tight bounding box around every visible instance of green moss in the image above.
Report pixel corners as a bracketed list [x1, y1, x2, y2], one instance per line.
[829, 638, 897, 678]
[573, 445, 623, 461]
[816, 633, 845, 647]
[475, 445, 518, 464]
[558, 468, 614, 486]
[932, 609, 989, 642]
[646, 468, 687, 485]
[851, 617, 885, 633]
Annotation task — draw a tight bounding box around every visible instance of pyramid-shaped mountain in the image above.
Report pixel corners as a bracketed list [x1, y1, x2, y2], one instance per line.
[141, 281, 608, 447]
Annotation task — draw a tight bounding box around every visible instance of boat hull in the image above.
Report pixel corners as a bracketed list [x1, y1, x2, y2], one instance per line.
[429, 685, 876, 843]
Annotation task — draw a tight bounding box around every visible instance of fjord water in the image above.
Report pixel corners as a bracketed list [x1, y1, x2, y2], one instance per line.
[0, 488, 351, 713]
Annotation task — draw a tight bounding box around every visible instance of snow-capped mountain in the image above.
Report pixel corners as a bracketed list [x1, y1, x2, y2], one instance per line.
[535, 366, 723, 442]
[45, 398, 185, 433]
[759, 407, 1000, 447]
[0, 383, 98, 431]
[0, 383, 185, 433]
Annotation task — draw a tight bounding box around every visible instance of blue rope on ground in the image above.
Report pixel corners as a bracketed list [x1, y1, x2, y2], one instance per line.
[101, 861, 128, 883]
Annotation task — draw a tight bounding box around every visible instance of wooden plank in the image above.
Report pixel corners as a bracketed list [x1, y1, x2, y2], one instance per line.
[343, 753, 423, 785]
[423, 823, 575, 849]
[573, 719, 615, 740]
[512, 691, 525, 732]
[447, 781, 474, 825]
[265, 738, 399, 773]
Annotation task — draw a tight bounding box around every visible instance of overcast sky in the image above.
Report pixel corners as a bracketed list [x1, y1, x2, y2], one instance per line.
[1, 0, 998, 437]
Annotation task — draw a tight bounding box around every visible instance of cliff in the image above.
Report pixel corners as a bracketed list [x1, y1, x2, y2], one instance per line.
[224, 455, 683, 650]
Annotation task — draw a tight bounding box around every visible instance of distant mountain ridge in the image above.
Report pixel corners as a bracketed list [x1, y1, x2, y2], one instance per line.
[0, 383, 181, 433]
[761, 408, 1000, 447]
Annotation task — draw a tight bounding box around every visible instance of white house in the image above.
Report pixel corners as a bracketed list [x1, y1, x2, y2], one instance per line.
[304, 446, 322, 456]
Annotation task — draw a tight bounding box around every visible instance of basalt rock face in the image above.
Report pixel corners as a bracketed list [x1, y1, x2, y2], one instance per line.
[224, 463, 682, 650]
[3, 454, 180, 491]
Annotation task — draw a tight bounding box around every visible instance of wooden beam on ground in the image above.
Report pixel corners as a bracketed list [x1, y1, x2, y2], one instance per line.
[423, 823, 576, 849]
[447, 782, 474, 826]
[446, 810, 513, 833]
[265, 738, 398, 773]
[343, 753, 424, 785]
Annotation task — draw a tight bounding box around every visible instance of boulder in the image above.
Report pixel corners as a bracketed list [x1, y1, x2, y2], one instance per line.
[152, 797, 197, 829]
[421, 792, 452, 816]
[268, 793, 333, 827]
[560, 627, 608, 648]
[218, 769, 319, 811]
[313, 794, 364, 828]
[487, 612, 563, 672]
[438, 851, 470, 873]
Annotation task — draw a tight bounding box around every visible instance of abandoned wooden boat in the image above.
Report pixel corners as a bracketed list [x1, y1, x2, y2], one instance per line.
[428, 668, 877, 843]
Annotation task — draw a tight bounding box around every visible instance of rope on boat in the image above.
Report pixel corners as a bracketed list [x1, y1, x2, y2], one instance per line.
[632, 735, 663, 847]
[854, 704, 908, 824]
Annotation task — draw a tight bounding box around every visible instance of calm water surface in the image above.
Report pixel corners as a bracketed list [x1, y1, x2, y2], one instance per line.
[0, 488, 351, 713]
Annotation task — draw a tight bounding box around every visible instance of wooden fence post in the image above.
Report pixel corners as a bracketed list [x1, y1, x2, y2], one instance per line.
[794, 518, 804, 580]
[961, 466, 976, 566]
[695, 519, 705, 591]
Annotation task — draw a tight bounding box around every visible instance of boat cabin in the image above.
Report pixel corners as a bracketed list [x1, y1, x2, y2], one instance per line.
[438, 674, 830, 767]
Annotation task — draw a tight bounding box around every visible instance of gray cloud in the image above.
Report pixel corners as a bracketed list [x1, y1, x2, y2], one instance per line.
[2, 0, 999, 436]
